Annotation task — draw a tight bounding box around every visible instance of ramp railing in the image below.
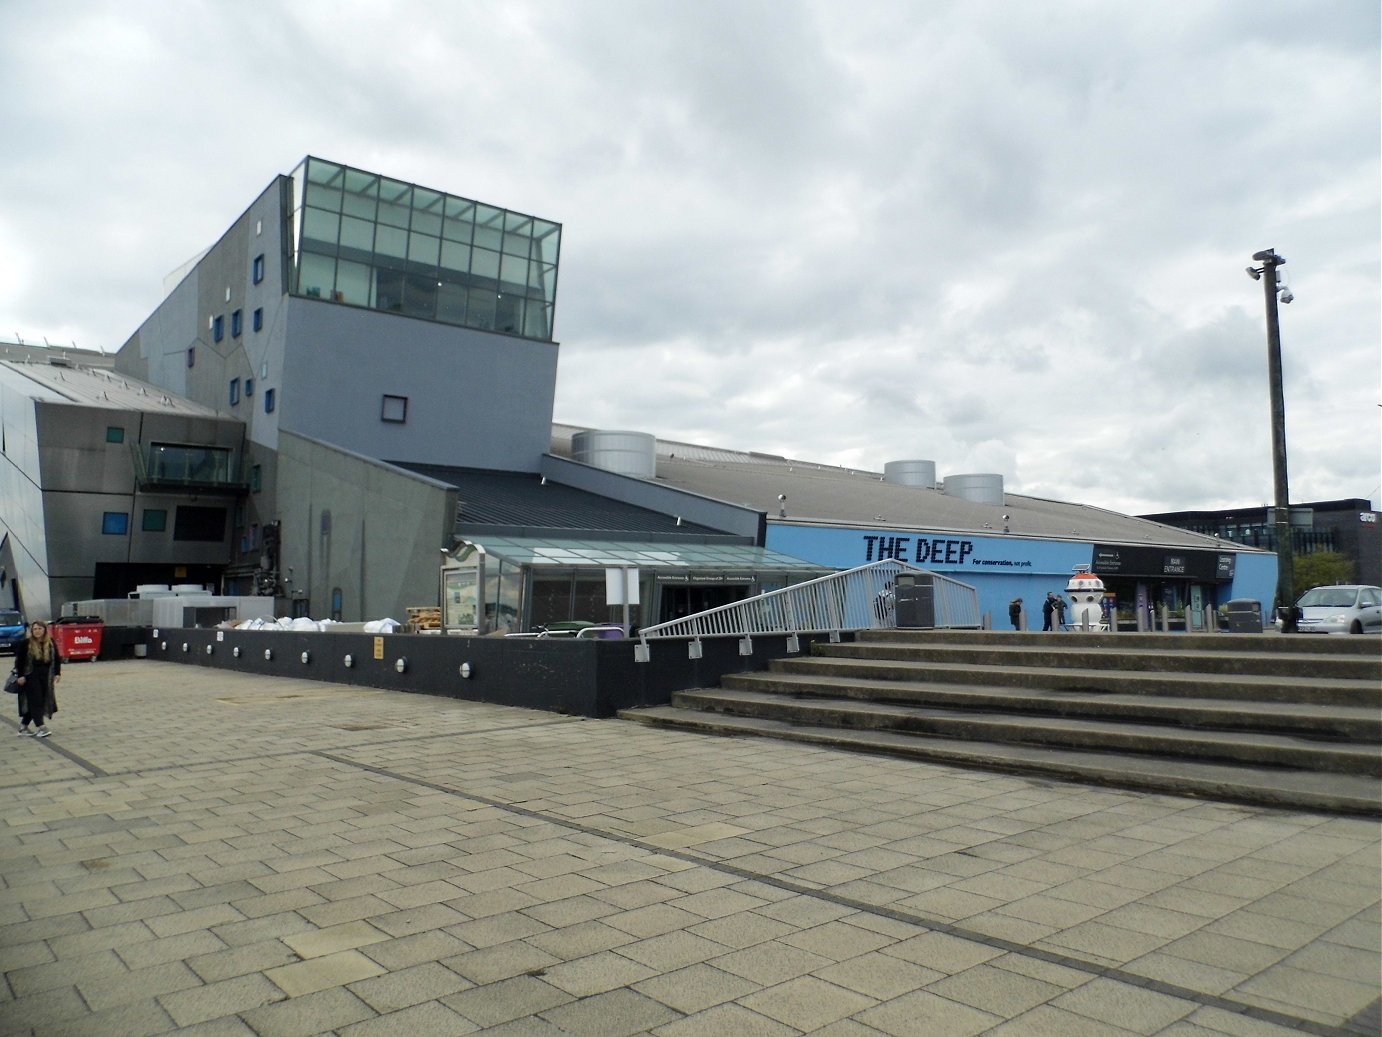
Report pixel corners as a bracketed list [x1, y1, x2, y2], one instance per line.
[634, 560, 980, 661]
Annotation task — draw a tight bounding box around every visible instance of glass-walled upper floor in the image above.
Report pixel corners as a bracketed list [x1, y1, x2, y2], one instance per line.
[289, 157, 561, 341]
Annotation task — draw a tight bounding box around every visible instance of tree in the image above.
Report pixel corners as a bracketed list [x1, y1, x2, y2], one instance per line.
[1291, 551, 1354, 600]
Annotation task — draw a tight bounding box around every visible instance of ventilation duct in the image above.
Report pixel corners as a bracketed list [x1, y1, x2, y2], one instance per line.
[943, 473, 1004, 506]
[883, 460, 937, 489]
[571, 430, 657, 479]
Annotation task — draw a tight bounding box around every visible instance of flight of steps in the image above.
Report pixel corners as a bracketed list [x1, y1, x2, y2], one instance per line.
[620, 630, 1382, 815]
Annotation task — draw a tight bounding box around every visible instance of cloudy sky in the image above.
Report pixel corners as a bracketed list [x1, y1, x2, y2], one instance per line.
[2, 0, 1377, 516]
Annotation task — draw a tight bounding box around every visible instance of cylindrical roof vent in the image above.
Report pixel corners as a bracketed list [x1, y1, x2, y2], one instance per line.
[572, 430, 657, 479]
[883, 460, 937, 489]
[944, 473, 1004, 506]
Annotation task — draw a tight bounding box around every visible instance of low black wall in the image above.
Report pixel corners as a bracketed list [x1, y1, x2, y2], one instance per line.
[139, 628, 849, 718]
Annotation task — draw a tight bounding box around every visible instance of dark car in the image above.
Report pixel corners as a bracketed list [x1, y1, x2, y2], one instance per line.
[0, 609, 25, 655]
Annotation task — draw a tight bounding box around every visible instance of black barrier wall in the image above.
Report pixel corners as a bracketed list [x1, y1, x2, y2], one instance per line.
[142, 629, 850, 718]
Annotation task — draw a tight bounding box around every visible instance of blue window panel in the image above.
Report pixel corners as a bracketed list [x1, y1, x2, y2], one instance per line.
[102, 512, 129, 535]
[106, 426, 124, 444]
[265, 388, 276, 413]
[212, 315, 224, 342]
[231, 309, 243, 337]
[245, 378, 254, 396]
[252, 254, 265, 284]
[252, 307, 263, 332]
[229, 378, 240, 406]
[187, 347, 196, 368]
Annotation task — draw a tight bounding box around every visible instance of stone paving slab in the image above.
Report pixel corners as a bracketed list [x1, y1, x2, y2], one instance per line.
[0, 659, 1378, 1036]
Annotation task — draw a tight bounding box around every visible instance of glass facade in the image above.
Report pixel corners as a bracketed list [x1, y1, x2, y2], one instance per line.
[289, 157, 560, 341]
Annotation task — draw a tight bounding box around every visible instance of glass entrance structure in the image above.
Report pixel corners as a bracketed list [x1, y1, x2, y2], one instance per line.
[290, 157, 561, 340]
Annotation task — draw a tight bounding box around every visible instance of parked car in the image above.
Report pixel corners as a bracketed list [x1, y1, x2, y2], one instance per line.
[1288, 585, 1382, 634]
[0, 609, 25, 654]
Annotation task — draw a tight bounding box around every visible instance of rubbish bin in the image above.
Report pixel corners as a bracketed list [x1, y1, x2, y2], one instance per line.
[52, 616, 104, 661]
[1224, 599, 1262, 634]
[895, 574, 937, 629]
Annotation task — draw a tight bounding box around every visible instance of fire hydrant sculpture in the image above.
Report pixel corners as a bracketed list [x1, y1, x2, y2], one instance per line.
[1065, 570, 1107, 631]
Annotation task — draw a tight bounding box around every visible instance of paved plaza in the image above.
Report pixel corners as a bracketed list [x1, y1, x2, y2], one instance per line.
[1, 659, 1378, 1036]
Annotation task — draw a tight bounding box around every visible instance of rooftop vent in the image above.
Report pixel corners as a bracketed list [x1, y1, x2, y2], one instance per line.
[943, 473, 1004, 506]
[571, 430, 657, 479]
[883, 460, 937, 489]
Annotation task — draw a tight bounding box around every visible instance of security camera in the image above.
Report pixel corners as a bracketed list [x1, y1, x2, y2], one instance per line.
[1279, 289, 1293, 304]
[1245, 266, 1262, 281]
[1003, 514, 1010, 521]
[777, 494, 787, 502]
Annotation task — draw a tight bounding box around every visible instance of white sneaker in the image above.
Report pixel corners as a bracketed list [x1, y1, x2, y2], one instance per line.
[17, 728, 34, 737]
[35, 728, 50, 738]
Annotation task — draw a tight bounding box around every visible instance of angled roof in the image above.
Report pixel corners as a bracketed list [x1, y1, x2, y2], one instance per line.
[0, 355, 221, 417]
[390, 462, 726, 538]
[551, 423, 1266, 553]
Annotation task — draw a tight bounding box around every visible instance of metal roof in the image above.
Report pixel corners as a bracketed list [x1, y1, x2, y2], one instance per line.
[0, 357, 221, 417]
[452, 536, 830, 573]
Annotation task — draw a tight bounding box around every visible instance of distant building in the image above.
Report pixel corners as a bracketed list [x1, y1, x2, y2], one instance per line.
[1141, 500, 1379, 588]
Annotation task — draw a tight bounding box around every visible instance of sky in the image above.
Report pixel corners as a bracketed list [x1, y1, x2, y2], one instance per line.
[2, 0, 1378, 517]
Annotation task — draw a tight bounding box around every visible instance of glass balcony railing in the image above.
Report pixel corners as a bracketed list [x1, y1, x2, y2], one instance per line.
[132, 443, 247, 491]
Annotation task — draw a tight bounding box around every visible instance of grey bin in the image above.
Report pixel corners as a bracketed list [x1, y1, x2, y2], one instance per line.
[894, 573, 936, 629]
[1225, 599, 1263, 633]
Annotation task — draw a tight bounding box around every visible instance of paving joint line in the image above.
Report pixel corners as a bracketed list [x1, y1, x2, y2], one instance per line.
[314, 748, 1369, 1037]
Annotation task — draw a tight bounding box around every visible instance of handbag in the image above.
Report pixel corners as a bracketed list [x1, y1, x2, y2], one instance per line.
[3, 670, 18, 694]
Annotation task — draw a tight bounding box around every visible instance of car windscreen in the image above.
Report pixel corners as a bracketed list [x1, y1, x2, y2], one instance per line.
[1296, 588, 1358, 608]
[0, 610, 21, 626]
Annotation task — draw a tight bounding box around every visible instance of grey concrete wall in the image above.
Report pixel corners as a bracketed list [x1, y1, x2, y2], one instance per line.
[279, 299, 558, 472]
[277, 431, 457, 621]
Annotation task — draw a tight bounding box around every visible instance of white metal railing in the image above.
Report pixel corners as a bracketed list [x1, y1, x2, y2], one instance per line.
[634, 561, 981, 661]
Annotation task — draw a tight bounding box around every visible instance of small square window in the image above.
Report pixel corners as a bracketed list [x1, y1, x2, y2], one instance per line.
[253, 254, 265, 284]
[105, 426, 125, 444]
[245, 378, 254, 396]
[212, 315, 224, 342]
[381, 395, 408, 423]
[102, 512, 129, 536]
[252, 307, 263, 332]
[231, 309, 243, 337]
[142, 509, 167, 532]
[229, 378, 240, 406]
[264, 388, 276, 414]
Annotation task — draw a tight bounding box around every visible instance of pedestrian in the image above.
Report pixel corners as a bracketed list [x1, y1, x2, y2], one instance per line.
[1041, 592, 1058, 632]
[1053, 594, 1067, 630]
[14, 620, 60, 738]
[1008, 598, 1023, 630]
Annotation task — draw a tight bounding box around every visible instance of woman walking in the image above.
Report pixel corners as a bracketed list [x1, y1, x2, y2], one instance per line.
[14, 620, 60, 738]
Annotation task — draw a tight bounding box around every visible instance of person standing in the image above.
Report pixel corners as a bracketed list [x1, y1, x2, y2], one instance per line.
[14, 620, 60, 738]
[1008, 598, 1024, 630]
[1053, 594, 1067, 631]
[1041, 592, 1058, 632]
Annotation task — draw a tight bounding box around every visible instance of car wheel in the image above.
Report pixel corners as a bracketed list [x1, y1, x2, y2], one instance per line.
[1349, 620, 1362, 634]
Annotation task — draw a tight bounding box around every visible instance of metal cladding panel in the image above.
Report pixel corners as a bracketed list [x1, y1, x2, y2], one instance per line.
[944, 473, 1004, 506]
[571, 430, 657, 479]
[883, 460, 937, 489]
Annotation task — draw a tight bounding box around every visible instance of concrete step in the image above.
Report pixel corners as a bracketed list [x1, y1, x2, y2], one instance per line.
[619, 705, 1382, 816]
[771, 656, 1382, 708]
[818, 642, 1382, 680]
[719, 671, 1382, 741]
[857, 628, 1382, 655]
[671, 688, 1382, 775]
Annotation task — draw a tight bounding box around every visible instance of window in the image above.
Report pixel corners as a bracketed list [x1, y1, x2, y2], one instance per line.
[212, 315, 224, 342]
[245, 378, 254, 396]
[251, 465, 262, 492]
[252, 254, 265, 284]
[142, 509, 167, 532]
[174, 505, 227, 542]
[252, 307, 263, 332]
[187, 347, 195, 368]
[381, 394, 408, 423]
[231, 309, 242, 337]
[229, 378, 240, 405]
[105, 427, 125, 444]
[264, 388, 276, 413]
[102, 512, 129, 536]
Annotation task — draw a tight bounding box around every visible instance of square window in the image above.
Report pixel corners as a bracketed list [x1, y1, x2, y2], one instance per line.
[102, 512, 129, 535]
[142, 509, 167, 532]
[212, 315, 224, 342]
[105, 426, 125, 444]
[253, 254, 265, 284]
[252, 307, 263, 332]
[231, 309, 242, 337]
[381, 394, 408, 423]
[264, 388, 276, 414]
[229, 378, 240, 405]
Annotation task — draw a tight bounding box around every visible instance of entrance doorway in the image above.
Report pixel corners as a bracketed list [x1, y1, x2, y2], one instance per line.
[658, 584, 752, 624]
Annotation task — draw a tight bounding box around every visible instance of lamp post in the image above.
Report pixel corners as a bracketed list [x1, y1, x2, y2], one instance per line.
[1246, 248, 1295, 631]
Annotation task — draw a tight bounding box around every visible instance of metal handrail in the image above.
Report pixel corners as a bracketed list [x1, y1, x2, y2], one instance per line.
[634, 560, 981, 661]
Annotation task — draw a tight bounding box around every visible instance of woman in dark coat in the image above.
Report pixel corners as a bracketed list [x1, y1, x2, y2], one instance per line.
[14, 620, 60, 738]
